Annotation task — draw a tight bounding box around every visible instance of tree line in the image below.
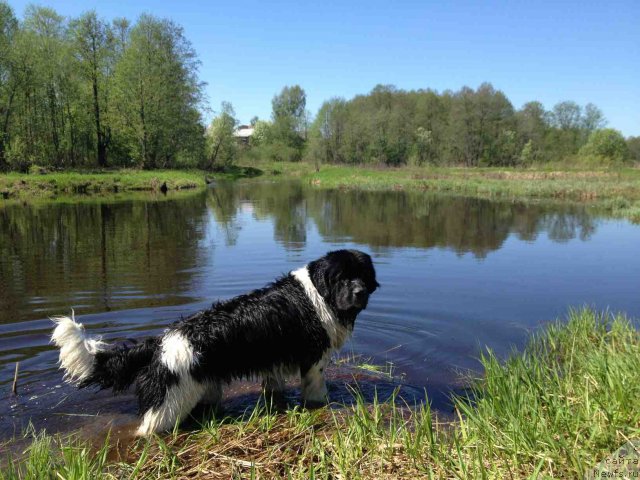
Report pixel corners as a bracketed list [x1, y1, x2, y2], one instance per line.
[2, 2, 638, 173]
[0, 3, 205, 172]
[304, 84, 637, 167]
[214, 82, 638, 169]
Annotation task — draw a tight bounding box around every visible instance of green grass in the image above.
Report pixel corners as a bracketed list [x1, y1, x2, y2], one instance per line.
[0, 166, 267, 203]
[0, 169, 211, 201]
[2, 308, 639, 479]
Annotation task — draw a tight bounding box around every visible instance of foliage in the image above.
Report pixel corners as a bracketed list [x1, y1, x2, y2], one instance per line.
[270, 85, 307, 159]
[305, 83, 613, 167]
[249, 120, 272, 147]
[579, 128, 629, 164]
[204, 101, 237, 169]
[626, 136, 640, 163]
[0, 3, 205, 171]
[0, 1, 632, 173]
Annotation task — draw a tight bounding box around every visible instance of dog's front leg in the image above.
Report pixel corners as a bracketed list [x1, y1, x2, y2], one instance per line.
[301, 355, 329, 404]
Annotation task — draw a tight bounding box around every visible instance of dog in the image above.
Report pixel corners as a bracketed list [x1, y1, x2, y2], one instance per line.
[51, 249, 378, 436]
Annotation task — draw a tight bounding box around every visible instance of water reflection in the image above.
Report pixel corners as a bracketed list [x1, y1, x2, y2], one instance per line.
[0, 183, 600, 326]
[0, 195, 210, 324]
[208, 181, 597, 256]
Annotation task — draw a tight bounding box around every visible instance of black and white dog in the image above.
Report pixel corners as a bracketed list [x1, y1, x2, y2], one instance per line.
[51, 249, 378, 436]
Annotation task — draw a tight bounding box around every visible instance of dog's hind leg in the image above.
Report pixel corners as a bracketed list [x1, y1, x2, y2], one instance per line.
[201, 380, 222, 406]
[301, 356, 329, 405]
[262, 369, 286, 396]
[136, 374, 207, 436]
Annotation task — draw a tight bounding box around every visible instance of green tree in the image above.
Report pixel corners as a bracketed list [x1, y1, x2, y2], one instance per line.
[271, 85, 306, 154]
[626, 136, 640, 163]
[307, 97, 348, 168]
[447, 83, 515, 166]
[69, 11, 114, 167]
[579, 129, 629, 163]
[250, 120, 272, 147]
[582, 103, 606, 134]
[515, 101, 549, 162]
[205, 101, 237, 169]
[16, 5, 91, 168]
[0, 1, 18, 169]
[548, 101, 583, 157]
[112, 14, 204, 168]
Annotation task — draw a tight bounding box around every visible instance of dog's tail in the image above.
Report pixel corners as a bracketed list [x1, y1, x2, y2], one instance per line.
[51, 311, 159, 392]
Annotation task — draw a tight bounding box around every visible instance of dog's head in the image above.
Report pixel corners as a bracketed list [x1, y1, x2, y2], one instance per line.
[308, 249, 379, 314]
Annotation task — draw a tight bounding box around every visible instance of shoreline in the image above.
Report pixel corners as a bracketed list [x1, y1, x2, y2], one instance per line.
[254, 161, 640, 221]
[0, 169, 207, 200]
[2, 308, 638, 478]
[3, 162, 639, 221]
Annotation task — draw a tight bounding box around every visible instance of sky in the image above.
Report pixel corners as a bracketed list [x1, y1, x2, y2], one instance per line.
[7, 0, 640, 136]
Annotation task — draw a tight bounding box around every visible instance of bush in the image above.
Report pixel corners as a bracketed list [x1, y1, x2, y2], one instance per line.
[627, 136, 640, 163]
[579, 128, 629, 164]
[5, 136, 33, 173]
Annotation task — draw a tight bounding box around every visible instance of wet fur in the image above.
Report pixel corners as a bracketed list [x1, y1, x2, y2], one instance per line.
[51, 250, 378, 435]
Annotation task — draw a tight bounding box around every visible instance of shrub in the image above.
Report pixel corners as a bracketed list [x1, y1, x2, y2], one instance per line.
[579, 128, 629, 164]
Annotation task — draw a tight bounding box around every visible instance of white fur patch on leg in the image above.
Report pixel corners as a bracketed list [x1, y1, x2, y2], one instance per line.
[51, 311, 106, 384]
[136, 374, 206, 436]
[302, 354, 330, 404]
[292, 266, 351, 349]
[160, 330, 197, 375]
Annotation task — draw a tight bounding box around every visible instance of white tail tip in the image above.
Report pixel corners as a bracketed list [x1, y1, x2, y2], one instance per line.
[51, 310, 106, 384]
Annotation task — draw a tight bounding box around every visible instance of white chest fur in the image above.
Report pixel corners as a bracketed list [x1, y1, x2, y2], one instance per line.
[291, 266, 351, 350]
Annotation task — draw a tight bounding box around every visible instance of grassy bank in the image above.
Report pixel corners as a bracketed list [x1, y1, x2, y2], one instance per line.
[0, 170, 209, 200]
[2, 163, 640, 221]
[242, 160, 640, 221]
[0, 166, 266, 202]
[2, 308, 639, 479]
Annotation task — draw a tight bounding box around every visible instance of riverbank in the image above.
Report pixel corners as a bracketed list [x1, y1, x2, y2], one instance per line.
[2, 164, 640, 220]
[245, 161, 640, 221]
[2, 308, 638, 478]
[0, 166, 266, 202]
[0, 170, 207, 200]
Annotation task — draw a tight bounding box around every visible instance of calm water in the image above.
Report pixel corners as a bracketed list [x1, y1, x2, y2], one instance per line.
[1, 180, 639, 439]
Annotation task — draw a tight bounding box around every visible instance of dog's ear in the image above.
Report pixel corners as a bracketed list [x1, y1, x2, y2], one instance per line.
[349, 250, 379, 294]
[307, 258, 332, 299]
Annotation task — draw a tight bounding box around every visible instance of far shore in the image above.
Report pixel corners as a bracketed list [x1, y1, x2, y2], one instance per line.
[2, 162, 639, 221]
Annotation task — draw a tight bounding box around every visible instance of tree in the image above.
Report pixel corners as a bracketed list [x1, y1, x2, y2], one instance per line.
[205, 101, 237, 169]
[307, 97, 348, 168]
[548, 101, 583, 157]
[112, 14, 204, 168]
[250, 120, 272, 147]
[582, 103, 606, 133]
[627, 136, 640, 163]
[69, 11, 113, 167]
[0, 1, 18, 169]
[579, 129, 629, 163]
[18, 6, 79, 167]
[271, 85, 306, 153]
[550, 101, 582, 130]
[515, 101, 548, 162]
[447, 83, 515, 166]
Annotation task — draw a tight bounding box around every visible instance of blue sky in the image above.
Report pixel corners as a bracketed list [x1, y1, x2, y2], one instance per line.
[8, 1, 640, 136]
